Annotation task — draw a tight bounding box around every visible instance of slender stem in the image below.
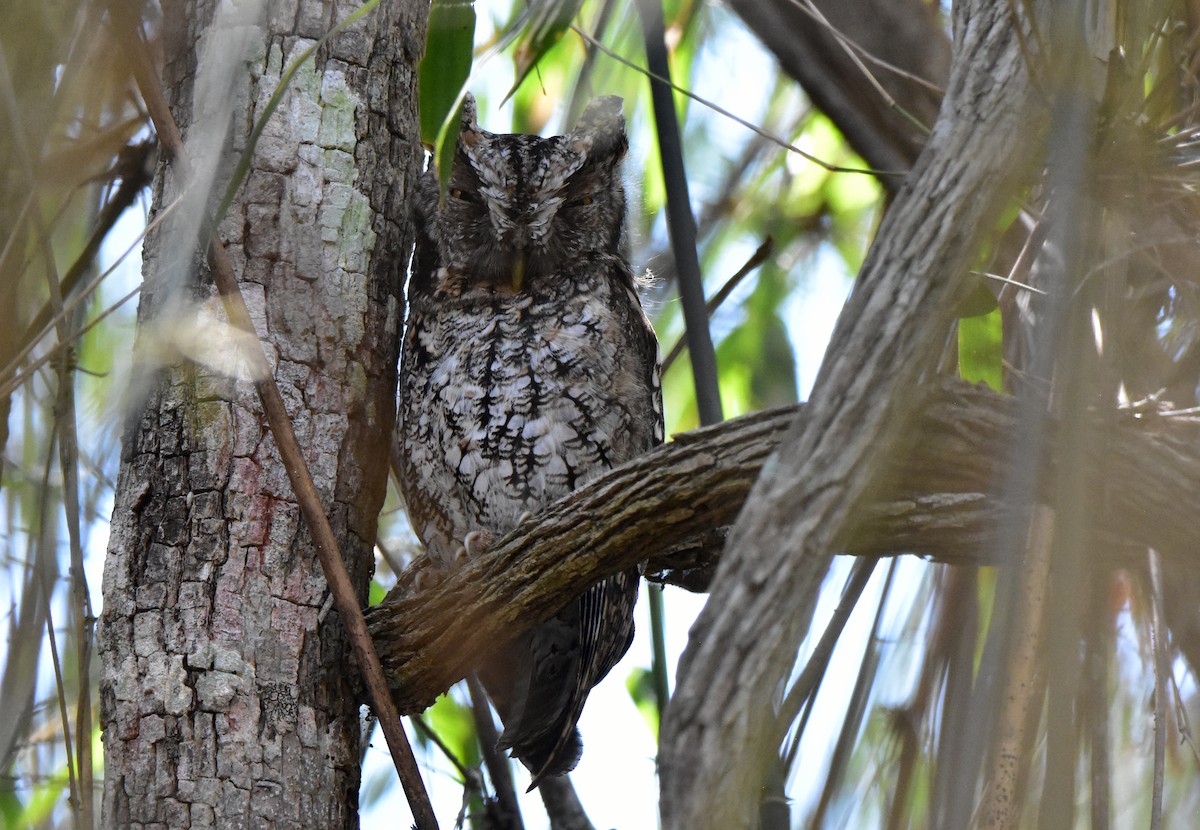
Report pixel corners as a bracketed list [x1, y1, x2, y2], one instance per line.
[1148, 551, 1168, 830]
[662, 238, 772, 374]
[647, 584, 670, 726]
[467, 676, 524, 830]
[634, 0, 722, 426]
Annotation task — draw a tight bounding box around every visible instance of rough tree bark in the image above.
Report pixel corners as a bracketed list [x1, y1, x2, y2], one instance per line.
[97, 0, 425, 826]
[657, 2, 1043, 827]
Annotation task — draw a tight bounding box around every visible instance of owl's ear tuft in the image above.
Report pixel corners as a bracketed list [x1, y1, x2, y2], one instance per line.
[459, 93, 482, 148]
[570, 96, 627, 161]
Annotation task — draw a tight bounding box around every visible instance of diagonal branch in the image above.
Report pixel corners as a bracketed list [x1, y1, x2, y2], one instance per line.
[367, 379, 1200, 714]
[656, 2, 1041, 823]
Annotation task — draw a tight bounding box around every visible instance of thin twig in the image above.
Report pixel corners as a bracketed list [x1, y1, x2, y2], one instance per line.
[777, 558, 877, 760]
[112, 8, 439, 828]
[647, 585, 670, 727]
[35, 433, 81, 824]
[10, 143, 152, 379]
[635, 0, 723, 426]
[0, 187, 181, 401]
[784, 0, 945, 96]
[805, 560, 894, 830]
[466, 676, 524, 830]
[1085, 573, 1112, 830]
[1148, 550, 1168, 830]
[571, 25, 903, 180]
[410, 715, 471, 781]
[662, 238, 773, 374]
[788, 0, 930, 137]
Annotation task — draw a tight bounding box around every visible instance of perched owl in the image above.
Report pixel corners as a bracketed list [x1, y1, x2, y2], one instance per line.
[398, 94, 663, 786]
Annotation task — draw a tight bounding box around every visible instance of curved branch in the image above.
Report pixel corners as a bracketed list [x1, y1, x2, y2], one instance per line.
[367, 379, 1200, 714]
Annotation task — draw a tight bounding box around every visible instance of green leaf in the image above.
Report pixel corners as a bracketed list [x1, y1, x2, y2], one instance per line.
[505, 0, 585, 103]
[422, 692, 482, 769]
[958, 305, 1003, 391]
[368, 578, 387, 607]
[626, 667, 661, 737]
[420, 0, 476, 192]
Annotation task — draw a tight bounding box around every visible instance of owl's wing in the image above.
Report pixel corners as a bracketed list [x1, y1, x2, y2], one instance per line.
[505, 568, 638, 788]
[495, 607, 583, 784]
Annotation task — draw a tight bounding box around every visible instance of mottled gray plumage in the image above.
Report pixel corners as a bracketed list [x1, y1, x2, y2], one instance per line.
[398, 94, 662, 785]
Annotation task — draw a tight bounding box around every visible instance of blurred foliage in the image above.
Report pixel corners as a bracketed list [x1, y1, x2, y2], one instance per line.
[624, 666, 661, 737]
[1, 0, 148, 825]
[959, 306, 1003, 392]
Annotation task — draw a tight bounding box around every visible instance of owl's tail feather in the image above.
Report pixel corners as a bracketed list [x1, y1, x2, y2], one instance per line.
[496, 664, 586, 789]
[484, 629, 586, 788]
[500, 723, 584, 791]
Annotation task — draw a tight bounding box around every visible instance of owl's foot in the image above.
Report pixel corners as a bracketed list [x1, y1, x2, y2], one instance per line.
[412, 560, 452, 593]
[516, 511, 535, 525]
[454, 530, 495, 562]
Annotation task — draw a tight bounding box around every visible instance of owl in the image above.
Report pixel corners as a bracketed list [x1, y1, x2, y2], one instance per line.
[398, 94, 663, 786]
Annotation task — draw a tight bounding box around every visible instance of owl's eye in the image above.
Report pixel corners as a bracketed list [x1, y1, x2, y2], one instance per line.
[449, 187, 479, 204]
[569, 195, 594, 208]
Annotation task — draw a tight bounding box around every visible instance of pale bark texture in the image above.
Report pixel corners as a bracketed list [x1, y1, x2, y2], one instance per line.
[97, 0, 426, 826]
[657, 2, 1043, 827]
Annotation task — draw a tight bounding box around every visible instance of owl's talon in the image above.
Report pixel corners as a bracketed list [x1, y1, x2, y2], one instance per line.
[516, 511, 535, 525]
[413, 562, 449, 593]
[462, 530, 494, 559]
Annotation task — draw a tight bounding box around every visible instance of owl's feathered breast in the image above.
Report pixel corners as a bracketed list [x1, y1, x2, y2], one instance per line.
[399, 258, 659, 563]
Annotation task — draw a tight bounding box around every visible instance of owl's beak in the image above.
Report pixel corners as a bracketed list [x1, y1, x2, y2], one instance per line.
[511, 250, 526, 291]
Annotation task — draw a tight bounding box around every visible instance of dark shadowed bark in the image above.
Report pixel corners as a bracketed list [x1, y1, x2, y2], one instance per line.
[97, 0, 425, 826]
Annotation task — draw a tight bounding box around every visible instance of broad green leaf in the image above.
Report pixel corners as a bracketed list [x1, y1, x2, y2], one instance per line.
[958, 305, 1003, 391]
[368, 578, 387, 607]
[626, 667, 660, 737]
[420, 0, 476, 192]
[422, 692, 482, 769]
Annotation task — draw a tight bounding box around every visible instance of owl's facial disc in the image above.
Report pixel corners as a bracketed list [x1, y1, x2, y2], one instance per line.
[440, 105, 625, 291]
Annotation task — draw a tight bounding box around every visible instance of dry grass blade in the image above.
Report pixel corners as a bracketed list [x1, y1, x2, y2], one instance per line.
[1148, 550, 1168, 830]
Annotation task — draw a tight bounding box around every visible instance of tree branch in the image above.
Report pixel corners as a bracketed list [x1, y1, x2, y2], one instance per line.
[728, 0, 949, 187]
[657, 1, 1041, 822]
[367, 378, 1200, 713]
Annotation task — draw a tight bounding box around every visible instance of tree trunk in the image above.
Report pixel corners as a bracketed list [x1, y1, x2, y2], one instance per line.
[657, 2, 1043, 826]
[97, 0, 425, 826]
